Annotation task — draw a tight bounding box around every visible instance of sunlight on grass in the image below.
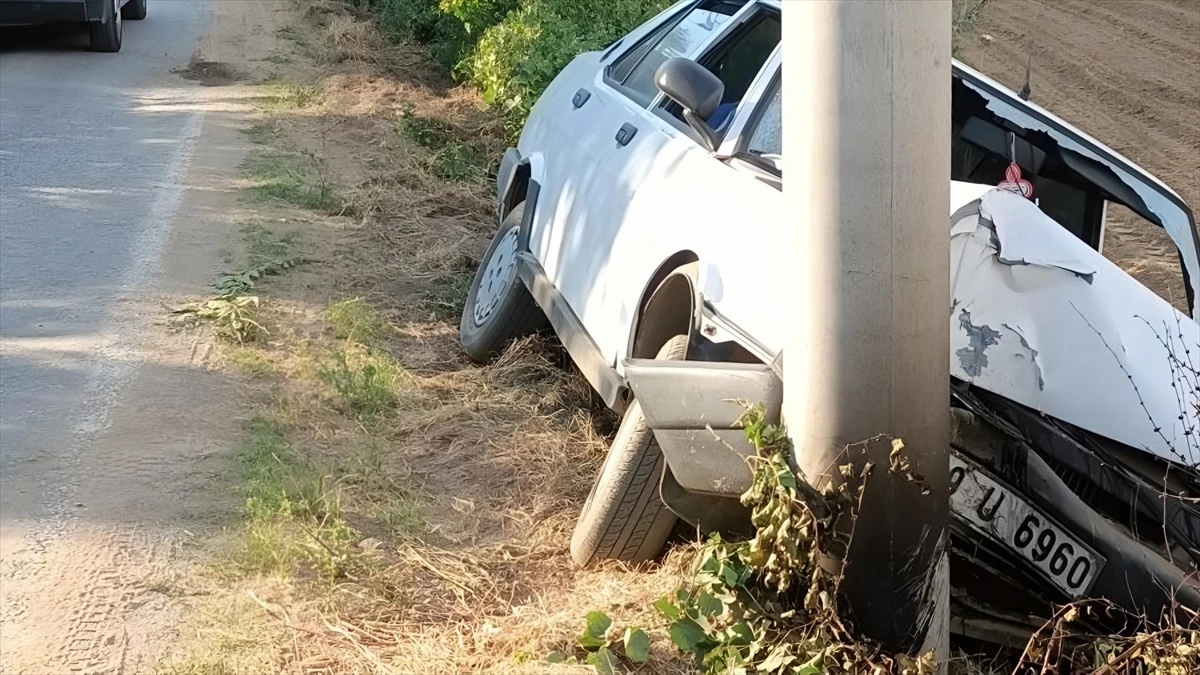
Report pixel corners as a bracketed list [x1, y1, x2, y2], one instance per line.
[326, 297, 390, 348]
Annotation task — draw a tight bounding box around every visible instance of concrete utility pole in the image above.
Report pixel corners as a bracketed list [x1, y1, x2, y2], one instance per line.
[781, 0, 952, 658]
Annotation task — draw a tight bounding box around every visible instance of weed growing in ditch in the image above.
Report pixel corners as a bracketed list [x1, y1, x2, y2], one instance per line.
[318, 347, 405, 419]
[173, 226, 305, 343]
[399, 108, 486, 182]
[231, 418, 359, 580]
[326, 297, 391, 348]
[242, 150, 350, 216]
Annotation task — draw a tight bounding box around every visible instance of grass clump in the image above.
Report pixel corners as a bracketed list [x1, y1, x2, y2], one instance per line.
[258, 81, 324, 110]
[232, 418, 358, 579]
[426, 271, 474, 319]
[326, 297, 391, 348]
[374, 494, 427, 538]
[242, 150, 349, 216]
[400, 109, 486, 181]
[318, 347, 405, 418]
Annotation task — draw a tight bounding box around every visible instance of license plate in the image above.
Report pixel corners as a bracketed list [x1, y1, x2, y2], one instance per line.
[950, 453, 1105, 596]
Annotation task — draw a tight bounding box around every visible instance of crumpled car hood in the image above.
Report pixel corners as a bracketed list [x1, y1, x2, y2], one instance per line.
[949, 188, 1199, 467]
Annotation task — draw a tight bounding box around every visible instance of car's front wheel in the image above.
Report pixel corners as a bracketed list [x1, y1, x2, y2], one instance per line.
[88, 0, 122, 52]
[122, 0, 148, 21]
[459, 202, 546, 361]
[570, 335, 687, 567]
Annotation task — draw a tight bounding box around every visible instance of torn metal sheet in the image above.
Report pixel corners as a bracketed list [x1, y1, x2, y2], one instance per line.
[950, 189, 1200, 466]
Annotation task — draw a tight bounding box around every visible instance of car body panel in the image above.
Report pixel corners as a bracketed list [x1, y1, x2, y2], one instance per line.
[949, 189, 1199, 465]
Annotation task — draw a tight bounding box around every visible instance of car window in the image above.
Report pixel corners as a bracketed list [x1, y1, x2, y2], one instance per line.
[687, 12, 780, 130]
[745, 82, 781, 158]
[608, 0, 739, 107]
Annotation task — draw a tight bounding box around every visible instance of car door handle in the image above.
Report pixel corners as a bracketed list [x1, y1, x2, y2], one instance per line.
[615, 123, 638, 147]
[572, 88, 591, 109]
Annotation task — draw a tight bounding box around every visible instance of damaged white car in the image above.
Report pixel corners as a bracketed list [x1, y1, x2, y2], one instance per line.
[459, 0, 1200, 644]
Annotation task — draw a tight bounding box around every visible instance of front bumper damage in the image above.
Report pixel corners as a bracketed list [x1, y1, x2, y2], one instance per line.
[626, 358, 1199, 641]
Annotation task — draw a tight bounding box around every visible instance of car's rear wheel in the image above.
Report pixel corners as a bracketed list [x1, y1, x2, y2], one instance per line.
[88, 0, 122, 52]
[122, 0, 147, 21]
[570, 335, 687, 567]
[460, 202, 546, 361]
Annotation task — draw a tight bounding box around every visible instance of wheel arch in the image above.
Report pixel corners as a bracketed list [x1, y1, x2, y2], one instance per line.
[500, 153, 545, 223]
[628, 253, 702, 361]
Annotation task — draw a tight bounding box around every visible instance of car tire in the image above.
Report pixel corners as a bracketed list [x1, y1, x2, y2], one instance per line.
[122, 0, 148, 20]
[570, 334, 687, 567]
[88, 0, 122, 52]
[459, 202, 546, 361]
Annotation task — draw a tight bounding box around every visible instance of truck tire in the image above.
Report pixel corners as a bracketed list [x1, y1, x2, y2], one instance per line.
[570, 335, 687, 566]
[122, 0, 148, 20]
[460, 203, 546, 361]
[88, 0, 122, 52]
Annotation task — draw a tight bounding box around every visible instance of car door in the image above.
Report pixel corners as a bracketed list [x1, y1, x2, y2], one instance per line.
[585, 3, 785, 366]
[535, 0, 750, 357]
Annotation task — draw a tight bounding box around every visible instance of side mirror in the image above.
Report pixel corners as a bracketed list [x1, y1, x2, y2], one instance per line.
[655, 57, 724, 151]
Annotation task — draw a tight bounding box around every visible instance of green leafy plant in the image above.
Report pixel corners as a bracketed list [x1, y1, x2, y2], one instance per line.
[243, 150, 351, 216]
[546, 611, 652, 674]
[399, 109, 486, 181]
[318, 348, 403, 418]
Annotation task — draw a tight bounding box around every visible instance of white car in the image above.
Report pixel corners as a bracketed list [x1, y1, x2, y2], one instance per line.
[460, 0, 1200, 642]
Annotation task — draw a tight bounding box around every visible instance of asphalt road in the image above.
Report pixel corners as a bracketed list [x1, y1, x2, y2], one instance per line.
[0, 3, 211, 490]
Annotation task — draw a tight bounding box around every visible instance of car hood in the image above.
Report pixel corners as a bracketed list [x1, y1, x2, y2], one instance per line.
[949, 188, 1199, 467]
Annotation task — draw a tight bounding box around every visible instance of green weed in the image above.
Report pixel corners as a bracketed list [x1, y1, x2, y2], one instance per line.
[318, 348, 404, 418]
[326, 297, 391, 348]
[399, 109, 485, 181]
[242, 150, 349, 216]
[230, 418, 358, 579]
[374, 494, 426, 538]
[426, 272, 474, 319]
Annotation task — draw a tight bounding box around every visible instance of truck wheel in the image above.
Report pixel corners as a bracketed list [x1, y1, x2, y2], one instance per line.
[460, 202, 546, 361]
[88, 0, 122, 52]
[122, 0, 148, 20]
[570, 335, 687, 566]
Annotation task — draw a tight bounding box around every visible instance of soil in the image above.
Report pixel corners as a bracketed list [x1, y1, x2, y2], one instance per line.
[959, 0, 1200, 309]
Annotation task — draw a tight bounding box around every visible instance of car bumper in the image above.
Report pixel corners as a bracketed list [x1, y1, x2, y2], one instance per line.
[0, 0, 103, 25]
[624, 357, 1200, 629]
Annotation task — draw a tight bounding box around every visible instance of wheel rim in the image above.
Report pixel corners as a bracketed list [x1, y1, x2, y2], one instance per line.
[472, 225, 520, 327]
[114, 0, 122, 30]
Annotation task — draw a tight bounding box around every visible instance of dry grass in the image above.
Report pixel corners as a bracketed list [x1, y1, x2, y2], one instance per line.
[167, 5, 694, 673]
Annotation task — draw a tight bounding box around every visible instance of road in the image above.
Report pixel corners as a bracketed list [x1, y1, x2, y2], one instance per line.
[0, 2, 246, 671]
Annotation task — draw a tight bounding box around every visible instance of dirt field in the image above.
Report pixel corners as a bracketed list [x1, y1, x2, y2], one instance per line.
[958, 0, 1200, 309]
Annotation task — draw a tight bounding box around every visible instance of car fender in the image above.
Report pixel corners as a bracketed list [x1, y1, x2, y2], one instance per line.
[629, 260, 702, 361]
